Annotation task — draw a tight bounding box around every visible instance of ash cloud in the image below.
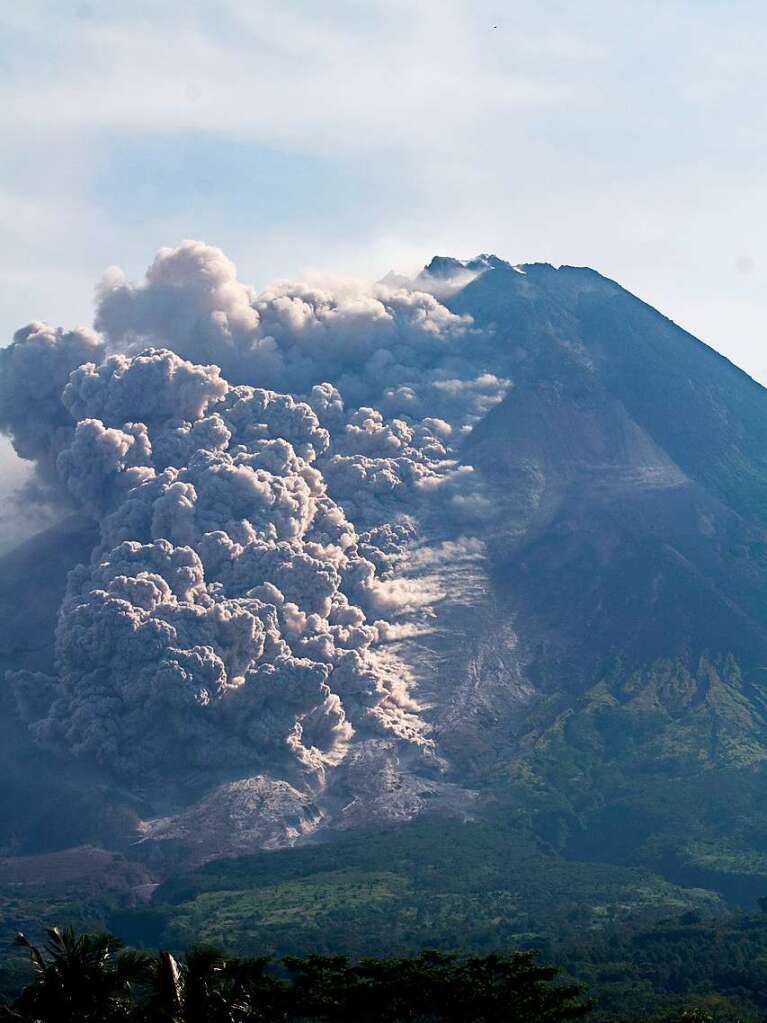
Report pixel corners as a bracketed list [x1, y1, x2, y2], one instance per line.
[94, 240, 511, 425]
[11, 352, 435, 782]
[0, 322, 105, 500]
[2, 240, 504, 792]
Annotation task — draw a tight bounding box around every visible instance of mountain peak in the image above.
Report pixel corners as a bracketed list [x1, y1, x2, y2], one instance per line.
[420, 253, 512, 279]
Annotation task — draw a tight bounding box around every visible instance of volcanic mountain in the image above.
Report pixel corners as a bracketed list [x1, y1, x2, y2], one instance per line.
[3, 252, 767, 938]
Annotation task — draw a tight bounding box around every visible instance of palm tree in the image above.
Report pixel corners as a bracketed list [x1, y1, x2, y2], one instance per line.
[136, 944, 285, 1023]
[2, 927, 149, 1023]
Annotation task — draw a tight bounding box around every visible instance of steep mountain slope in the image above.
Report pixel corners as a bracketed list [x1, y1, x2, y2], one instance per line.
[449, 260, 767, 525]
[437, 260, 767, 891]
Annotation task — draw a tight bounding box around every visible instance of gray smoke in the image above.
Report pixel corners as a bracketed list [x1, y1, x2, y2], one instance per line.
[0, 322, 105, 497]
[94, 240, 510, 424]
[7, 346, 439, 783]
[3, 240, 501, 790]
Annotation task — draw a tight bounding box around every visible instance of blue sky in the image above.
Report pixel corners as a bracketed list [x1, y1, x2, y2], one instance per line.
[1, 0, 765, 384]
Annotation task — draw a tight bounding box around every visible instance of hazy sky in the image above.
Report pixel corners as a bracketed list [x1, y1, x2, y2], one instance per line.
[1, 0, 765, 384]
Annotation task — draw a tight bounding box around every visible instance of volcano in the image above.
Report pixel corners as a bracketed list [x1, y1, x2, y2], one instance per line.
[3, 252, 767, 944]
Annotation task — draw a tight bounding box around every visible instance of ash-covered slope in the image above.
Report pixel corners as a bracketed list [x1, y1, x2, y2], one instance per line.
[2, 247, 767, 900]
[449, 259, 767, 524]
[438, 260, 767, 888]
[450, 260, 767, 675]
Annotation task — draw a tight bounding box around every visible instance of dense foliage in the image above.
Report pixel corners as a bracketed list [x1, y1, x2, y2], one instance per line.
[8, 920, 767, 1022]
[109, 821, 717, 960]
[562, 909, 767, 1022]
[0, 928, 591, 1022]
[7, 822, 767, 1019]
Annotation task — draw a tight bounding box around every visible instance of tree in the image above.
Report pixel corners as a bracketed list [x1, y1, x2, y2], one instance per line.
[284, 948, 591, 1022]
[2, 927, 591, 1023]
[1, 927, 147, 1023]
[448, 951, 592, 1022]
[135, 944, 286, 1023]
[660, 1010, 715, 1023]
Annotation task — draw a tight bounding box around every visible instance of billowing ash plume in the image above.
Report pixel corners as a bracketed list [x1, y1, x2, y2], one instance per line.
[94, 240, 510, 423]
[1, 241, 502, 790]
[0, 322, 105, 489]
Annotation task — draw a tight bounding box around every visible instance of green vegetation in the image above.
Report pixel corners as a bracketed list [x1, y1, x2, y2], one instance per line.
[484, 656, 767, 903]
[11, 917, 767, 1021]
[0, 886, 119, 1002]
[109, 821, 719, 960]
[562, 909, 767, 1022]
[0, 927, 590, 1022]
